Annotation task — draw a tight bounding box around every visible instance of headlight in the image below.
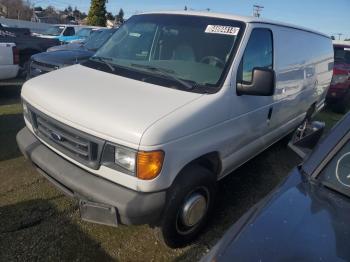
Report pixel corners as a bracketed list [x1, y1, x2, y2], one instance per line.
[22, 100, 30, 120]
[102, 144, 164, 180]
[115, 146, 136, 173]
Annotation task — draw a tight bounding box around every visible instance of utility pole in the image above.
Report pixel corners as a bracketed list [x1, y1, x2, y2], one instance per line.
[336, 33, 343, 40]
[253, 5, 264, 18]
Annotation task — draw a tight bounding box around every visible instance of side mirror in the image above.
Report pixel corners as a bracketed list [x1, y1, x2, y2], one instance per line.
[237, 68, 275, 96]
[288, 121, 325, 159]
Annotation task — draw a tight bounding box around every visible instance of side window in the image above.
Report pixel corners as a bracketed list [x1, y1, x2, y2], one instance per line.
[239, 28, 273, 83]
[63, 27, 75, 36]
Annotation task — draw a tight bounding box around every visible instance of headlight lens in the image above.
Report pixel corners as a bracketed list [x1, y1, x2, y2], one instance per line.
[22, 100, 30, 120]
[102, 144, 164, 179]
[115, 147, 136, 173]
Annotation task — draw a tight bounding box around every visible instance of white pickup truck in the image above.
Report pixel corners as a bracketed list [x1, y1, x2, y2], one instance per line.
[0, 43, 19, 80]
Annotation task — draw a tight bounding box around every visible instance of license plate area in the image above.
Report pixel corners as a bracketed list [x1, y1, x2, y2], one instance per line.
[79, 200, 118, 227]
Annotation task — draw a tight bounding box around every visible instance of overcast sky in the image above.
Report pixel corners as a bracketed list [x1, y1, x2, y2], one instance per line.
[38, 0, 350, 39]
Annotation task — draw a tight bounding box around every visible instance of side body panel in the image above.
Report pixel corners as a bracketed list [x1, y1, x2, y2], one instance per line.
[0, 42, 14, 65]
[0, 42, 19, 79]
[272, 25, 333, 123]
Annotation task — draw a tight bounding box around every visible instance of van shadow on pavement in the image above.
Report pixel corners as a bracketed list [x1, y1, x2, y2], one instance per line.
[0, 113, 24, 161]
[0, 198, 115, 261]
[0, 86, 21, 106]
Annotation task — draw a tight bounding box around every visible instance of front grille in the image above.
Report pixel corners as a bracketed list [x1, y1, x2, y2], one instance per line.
[29, 107, 105, 170]
[30, 60, 58, 74]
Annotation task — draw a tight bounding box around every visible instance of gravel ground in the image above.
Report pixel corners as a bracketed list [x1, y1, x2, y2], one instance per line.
[0, 86, 345, 261]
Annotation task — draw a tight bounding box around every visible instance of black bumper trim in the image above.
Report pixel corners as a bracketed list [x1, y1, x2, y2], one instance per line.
[17, 127, 166, 225]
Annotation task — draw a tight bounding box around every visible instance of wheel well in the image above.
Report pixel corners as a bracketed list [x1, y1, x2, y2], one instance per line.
[183, 152, 221, 177]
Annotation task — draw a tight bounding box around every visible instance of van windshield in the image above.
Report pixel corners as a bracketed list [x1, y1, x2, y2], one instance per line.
[84, 29, 116, 51]
[88, 14, 243, 92]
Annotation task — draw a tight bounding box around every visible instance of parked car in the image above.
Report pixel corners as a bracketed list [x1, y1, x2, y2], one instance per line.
[326, 41, 350, 113]
[202, 112, 350, 262]
[0, 26, 59, 77]
[46, 28, 114, 52]
[17, 11, 334, 248]
[68, 27, 101, 44]
[36, 25, 101, 43]
[0, 43, 19, 80]
[28, 28, 117, 79]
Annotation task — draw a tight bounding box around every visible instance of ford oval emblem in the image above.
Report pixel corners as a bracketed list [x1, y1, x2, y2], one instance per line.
[51, 132, 63, 142]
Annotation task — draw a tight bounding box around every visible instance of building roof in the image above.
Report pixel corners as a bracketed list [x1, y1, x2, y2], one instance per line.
[0, 3, 7, 16]
[138, 10, 330, 38]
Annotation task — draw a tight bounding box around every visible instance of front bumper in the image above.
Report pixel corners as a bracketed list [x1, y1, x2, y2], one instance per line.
[17, 127, 166, 226]
[326, 86, 349, 103]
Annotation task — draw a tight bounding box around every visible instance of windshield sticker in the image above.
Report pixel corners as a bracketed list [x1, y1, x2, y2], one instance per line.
[205, 25, 240, 36]
[129, 32, 141, 37]
[344, 48, 350, 51]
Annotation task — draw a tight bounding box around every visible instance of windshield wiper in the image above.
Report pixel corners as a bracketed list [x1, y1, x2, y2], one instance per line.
[130, 63, 194, 90]
[91, 56, 116, 72]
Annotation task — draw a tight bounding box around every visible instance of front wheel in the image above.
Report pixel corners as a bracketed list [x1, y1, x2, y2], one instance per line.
[157, 165, 216, 248]
[331, 91, 350, 114]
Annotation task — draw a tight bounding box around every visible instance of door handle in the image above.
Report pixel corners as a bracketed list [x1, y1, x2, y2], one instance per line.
[267, 107, 273, 120]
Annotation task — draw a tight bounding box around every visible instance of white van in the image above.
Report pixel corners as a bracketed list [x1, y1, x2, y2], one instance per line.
[17, 11, 333, 247]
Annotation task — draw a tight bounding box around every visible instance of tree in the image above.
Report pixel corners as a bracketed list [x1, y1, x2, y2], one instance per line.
[106, 11, 114, 20]
[87, 0, 107, 26]
[115, 8, 124, 24]
[184, 6, 188, 11]
[0, 0, 32, 20]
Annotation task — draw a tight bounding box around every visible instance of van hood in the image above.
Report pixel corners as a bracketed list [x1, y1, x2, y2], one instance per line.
[21, 64, 202, 146]
[32, 50, 94, 67]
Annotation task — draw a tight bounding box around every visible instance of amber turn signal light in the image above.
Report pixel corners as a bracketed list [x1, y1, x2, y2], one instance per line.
[137, 151, 164, 180]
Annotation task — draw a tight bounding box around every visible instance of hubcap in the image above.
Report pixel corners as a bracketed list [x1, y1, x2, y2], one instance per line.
[181, 192, 207, 227]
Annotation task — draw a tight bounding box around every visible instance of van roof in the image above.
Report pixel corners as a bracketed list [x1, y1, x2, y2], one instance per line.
[333, 40, 350, 47]
[138, 10, 330, 38]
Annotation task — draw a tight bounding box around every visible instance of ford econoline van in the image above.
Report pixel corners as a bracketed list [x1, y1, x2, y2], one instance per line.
[17, 11, 334, 247]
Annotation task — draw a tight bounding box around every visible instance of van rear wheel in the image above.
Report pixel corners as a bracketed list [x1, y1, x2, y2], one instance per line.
[157, 165, 216, 248]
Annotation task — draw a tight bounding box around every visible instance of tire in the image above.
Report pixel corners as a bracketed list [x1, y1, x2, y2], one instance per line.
[333, 103, 346, 114]
[332, 92, 350, 114]
[157, 164, 216, 248]
[332, 100, 347, 114]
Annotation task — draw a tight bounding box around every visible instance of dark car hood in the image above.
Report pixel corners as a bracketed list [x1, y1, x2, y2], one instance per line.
[210, 170, 350, 262]
[32, 50, 95, 67]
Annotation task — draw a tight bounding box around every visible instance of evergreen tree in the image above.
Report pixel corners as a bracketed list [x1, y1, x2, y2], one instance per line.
[115, 8, 125, 24]
[87, 0, 107, 26]
[106, 12, 114, 20]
